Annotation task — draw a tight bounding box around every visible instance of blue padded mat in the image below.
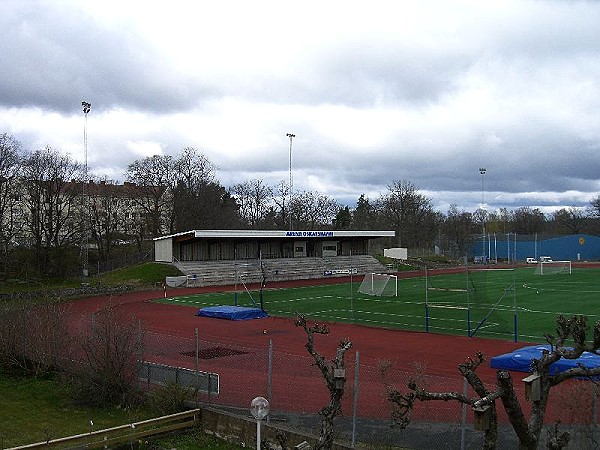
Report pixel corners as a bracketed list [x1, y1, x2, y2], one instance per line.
[196, 305, 268, 320]
[491, 344, 600, 376]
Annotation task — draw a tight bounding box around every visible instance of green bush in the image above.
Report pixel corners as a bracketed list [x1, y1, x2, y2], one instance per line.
[145, 381, 195, 416]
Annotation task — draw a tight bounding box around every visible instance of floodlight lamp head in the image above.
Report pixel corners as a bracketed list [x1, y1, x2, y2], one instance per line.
[479, 168, 486, 174]
[287, 133, 295, 138]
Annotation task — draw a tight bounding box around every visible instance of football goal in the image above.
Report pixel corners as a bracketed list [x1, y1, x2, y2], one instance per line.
[534, 260, 572, 275]
[358, 273, 398, 297]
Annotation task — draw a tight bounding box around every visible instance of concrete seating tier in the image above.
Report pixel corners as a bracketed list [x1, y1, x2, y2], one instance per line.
[172, 255, 391, 287]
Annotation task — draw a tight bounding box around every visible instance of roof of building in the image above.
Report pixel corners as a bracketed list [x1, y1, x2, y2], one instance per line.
[154, 229, 395, 241]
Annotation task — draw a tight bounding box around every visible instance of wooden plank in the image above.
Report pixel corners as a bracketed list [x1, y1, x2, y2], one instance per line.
[7, 410, 200, 450]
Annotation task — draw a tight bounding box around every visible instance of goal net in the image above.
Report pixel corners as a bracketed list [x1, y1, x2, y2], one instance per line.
[358, 273, 398, 297]
[534, 260, 572, 275]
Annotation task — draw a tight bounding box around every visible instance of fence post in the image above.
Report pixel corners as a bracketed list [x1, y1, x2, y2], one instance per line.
[595, 383, 599, 442]
[267, 339, 273, 401]
[195, 328, 200, 408]
[208, 373, 212, 405]
[351, 351, 360, 448]
[137, 319, 143, 389]
[460, 377, 467, 450]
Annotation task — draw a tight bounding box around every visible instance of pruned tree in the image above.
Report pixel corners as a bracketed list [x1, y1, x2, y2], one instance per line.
[385, 315, 600, 450]
[295, 314, 352, 450]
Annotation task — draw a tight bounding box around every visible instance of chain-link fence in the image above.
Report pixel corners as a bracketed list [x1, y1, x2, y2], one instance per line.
[3, 302, 600, 449]
[139, 328, 600, 449]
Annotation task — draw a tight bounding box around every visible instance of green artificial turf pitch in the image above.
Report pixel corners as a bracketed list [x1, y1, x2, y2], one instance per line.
[158, 266, 600, 342]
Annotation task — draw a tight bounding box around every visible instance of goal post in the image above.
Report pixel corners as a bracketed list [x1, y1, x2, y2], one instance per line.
[534, 260, 572, 275]
[358, 273, 398, 297]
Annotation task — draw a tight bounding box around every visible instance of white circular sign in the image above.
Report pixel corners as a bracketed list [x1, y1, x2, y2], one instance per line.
[250, 396, 270, 420]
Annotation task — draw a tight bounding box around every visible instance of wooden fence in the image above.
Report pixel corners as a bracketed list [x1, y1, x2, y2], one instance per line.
[7, 409, 200, 450]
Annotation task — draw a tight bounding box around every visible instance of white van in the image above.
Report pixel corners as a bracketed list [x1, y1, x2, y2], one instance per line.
[539, 256, 553, 263]
[526, 257, 538, 264]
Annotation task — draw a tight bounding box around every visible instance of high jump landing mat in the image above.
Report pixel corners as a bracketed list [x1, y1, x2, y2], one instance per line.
[196, 305, 268, 321]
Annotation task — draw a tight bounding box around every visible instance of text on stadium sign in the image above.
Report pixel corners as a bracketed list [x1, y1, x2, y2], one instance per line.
[285, 231, 334, 237]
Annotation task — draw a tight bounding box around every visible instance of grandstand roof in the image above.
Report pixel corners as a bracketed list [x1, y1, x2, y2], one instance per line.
[154, 229, 395, 241]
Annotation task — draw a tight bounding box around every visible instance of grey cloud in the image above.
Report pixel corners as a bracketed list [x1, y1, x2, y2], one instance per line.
[0, 3, 215, 114]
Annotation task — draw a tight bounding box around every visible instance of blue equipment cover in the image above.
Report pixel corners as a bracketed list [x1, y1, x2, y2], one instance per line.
[490, 344, 600, 375]
[196, 305, 268, 321]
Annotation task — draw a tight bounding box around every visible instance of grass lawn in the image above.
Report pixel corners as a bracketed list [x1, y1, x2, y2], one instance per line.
[159, 266, 600, 342]
[0, 369, 245, 449]
[0, 370, 153, 448]
[0, 262, 182, 295]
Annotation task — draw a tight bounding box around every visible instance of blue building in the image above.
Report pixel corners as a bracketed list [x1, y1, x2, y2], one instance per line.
[472, 234, 600, 262]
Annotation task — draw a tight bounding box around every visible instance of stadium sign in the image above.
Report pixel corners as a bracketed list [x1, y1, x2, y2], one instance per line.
[286, 231, 334, 237]
[324, 268, 358, 276]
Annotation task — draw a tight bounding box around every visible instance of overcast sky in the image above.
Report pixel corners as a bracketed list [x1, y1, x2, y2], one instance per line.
[2, 0, 600, 215]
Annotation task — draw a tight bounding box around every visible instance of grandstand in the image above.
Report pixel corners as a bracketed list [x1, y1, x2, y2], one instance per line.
[155, 229, 396, 286]
[173, 255, 391, 287]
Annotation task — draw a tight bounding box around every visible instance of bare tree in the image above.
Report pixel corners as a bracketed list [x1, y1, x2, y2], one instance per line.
[0, 133, 25, 277]
[21, 147, 84, 275]
[291, 191, 340, 230]
[386, 315, 600, 450]
[126, 154, 173, 237]
[295, 314, 352, 450]
[170, 148, 241, 232]
[272, 180, 291, 229]
[443, 204, 474, 258]
[379, 180, 439, 248]
[550, 207, 588, 234]
[74, 304, 141, 407]
[88, 179, 129, 261]
[231, 178, 273, 228]
[173, 146, 215, 189]
[0, 296, 71, 375]
[511, 206, 547, 235]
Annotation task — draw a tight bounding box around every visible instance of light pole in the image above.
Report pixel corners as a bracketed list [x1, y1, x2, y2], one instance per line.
[286, 133, 295, 230]
[82, 101, 91, 279]
[479, 168, 486, 262]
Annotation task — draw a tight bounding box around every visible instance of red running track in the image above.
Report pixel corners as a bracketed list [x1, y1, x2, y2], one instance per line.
[65, 282, 533, 422]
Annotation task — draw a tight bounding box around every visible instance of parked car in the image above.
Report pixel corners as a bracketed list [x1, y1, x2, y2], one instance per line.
[526, 257, 538, 264]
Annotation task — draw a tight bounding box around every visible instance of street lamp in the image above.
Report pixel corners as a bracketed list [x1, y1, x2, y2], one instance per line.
[286, 133, 295, 230]
[81, 101, 91, 279]
[250, 396, 270, 450]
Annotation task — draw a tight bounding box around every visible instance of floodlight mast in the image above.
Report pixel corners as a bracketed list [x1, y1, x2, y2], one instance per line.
[286, 133, 295, 230]
[479, 167, 487, 261]
[81, 101, 91, 279]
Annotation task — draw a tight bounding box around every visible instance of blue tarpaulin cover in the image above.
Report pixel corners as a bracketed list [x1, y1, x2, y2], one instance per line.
[490, 344, 600, 375]
[196, 305, 268, 321]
